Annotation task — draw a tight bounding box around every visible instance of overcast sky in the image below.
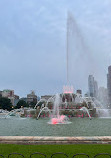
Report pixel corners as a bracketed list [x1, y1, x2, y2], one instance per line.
[0, 0, 111, 97]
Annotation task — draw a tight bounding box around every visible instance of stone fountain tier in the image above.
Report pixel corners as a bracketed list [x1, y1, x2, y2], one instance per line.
[35, 93, 97, 120]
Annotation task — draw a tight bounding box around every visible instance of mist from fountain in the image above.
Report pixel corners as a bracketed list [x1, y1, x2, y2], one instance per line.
[66, 11, 95, 90]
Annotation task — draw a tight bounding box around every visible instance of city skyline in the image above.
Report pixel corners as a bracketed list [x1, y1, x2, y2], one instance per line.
[0, 0, 111, 97]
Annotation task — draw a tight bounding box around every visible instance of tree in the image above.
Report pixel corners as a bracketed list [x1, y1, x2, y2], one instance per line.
[29, 101, 36, 108]
[15, 100, 29, 109]
[0, 97, 12, 111]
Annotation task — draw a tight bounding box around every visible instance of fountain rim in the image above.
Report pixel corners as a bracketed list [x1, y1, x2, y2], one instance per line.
[0, 136, 111, 144]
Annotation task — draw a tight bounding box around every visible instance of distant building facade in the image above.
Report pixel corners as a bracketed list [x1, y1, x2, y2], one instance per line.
[2, 89, 15, 105]
[94, 80, 98, 98]
[1, 89, 20, 106]
[14, 95, 20, 106]
[88, 75, 98, 98]
[2, 89, 14, 98]
[27, 91, 37, 105]
[41, 95, 53, 101]
[98, 87, 108, 108]
[76, 90, 82, 95]
[107, 65, 111, 106]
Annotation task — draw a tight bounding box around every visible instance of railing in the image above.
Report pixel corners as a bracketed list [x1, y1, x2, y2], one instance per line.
[8, 153, 25, 158]
[51, 152, 68, 158]
[0, 152, 111, 158]
[72, 153, 89, 158]
[30, 152, 47, 158]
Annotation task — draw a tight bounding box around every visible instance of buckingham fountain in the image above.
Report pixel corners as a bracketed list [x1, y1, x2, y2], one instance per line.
[23, 12, 110, 124]
[35, 86, 97, 124]
[0, 12, 108, 123]
[33, 13, 102, 123]
[1, 12, 109, 123]
[0, 13, 111, 139]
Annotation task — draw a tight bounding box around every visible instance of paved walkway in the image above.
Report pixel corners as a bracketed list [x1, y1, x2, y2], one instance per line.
[0, 136, 111, 144]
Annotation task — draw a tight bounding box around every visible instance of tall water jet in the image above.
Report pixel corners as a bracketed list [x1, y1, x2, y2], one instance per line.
[52, 94, 60, 118]
[65, 11, 96, 92]
[64, 12, 75, 94]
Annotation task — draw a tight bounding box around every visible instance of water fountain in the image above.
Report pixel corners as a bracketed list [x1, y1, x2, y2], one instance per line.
[36, 90, 95, 123]
[37, 106, 51, 120]
[48, 94, 71, 124]
[27, 12, 109, 122]
[1, 11, 111, 138]
[0, 108, 24, 119]
[36, 93, 71, 124]
[80, 107, 91, 119]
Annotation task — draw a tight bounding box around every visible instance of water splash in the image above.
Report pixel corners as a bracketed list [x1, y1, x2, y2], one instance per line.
[80, 107, 91, 119]
[48, 94, 71, 124]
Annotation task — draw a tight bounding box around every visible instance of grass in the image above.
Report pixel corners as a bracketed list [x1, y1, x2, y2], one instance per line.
[0, 144, 111, 158]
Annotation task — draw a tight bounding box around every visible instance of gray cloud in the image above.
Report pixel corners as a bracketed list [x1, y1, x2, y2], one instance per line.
[0, 0, 111, 97]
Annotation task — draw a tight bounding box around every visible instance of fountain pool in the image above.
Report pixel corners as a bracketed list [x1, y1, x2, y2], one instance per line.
[0, 117, 111, 136]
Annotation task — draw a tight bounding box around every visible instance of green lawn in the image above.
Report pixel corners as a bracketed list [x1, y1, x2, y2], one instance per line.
[0, 144, 111, 158]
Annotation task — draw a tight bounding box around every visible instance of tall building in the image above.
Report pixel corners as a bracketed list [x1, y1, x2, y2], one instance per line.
[2, 89, 14, 105]
[14, 95, 20, 106]
[2, 89, 14, 98]
[98, 87, 108, 107]
[107, 65, 111, 106]
[88, 75, 98, 98]
[2, 89, 19, 106]
[94, 80, 98, 98]
[76, 89, 82, 95]
[88, 75, 94, 97]
[27, 91, 37, 105]
[41, 95, 53, 101]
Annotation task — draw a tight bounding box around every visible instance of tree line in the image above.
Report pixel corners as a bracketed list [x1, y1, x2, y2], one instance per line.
[0, 97, 36, 111]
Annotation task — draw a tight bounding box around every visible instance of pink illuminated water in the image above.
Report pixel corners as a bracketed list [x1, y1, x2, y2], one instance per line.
[63, 85, 73, 94]
[51, 115, 66, 124]
[48, 94, 71, 124]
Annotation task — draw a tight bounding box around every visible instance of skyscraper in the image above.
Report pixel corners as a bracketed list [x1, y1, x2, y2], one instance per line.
[98, 87, 108, 107]
[88, 75, 98, 98]
[94, 80, 98, 98]
[88, 75, 94, 97]
[107, 66, 111, 106]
